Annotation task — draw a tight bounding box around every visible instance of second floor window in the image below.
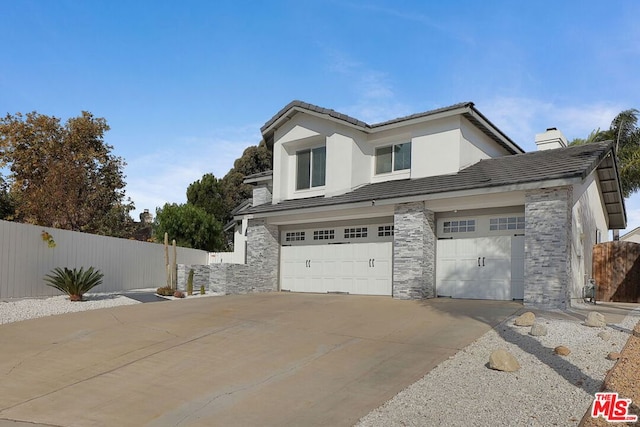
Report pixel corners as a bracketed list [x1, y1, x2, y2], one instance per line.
[375, 142, 411, 174]
[297, 146, 326, 190]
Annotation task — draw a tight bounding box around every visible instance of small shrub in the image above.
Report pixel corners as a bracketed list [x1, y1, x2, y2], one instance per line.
[187, 269, 194, 295]
[200, 285, 205, 295]
[173, 290, 185, 298]
[41, 230, 56, 248]
[156, 286, 174, 296]
[44, 267, 103, 301]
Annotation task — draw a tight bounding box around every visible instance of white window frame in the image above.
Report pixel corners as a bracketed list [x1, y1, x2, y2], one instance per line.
[442, 219, 476, 234]
[375, 142, 411, 175]
[489, 216, 525, 231]
[296, 146, 326, 190]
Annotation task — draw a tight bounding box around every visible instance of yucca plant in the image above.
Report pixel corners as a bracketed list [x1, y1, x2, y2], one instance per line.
[44, 267, 104, 301]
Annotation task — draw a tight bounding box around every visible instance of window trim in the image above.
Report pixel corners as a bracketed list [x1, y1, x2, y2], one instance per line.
[442, 219, 476, 234]
[489, 216, 525, 231]
[296, 146, 326, 190]
[375, 142, 411, 175]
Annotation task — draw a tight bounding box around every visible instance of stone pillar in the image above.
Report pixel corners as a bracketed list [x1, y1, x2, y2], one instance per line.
[524, 187, 573, 309]
[208, 219, 280, 295]
[393, 202, 436, 299]
[246, 219, 279, 291]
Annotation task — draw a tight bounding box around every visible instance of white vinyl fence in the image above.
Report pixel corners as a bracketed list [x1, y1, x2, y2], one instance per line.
[0, 219, 209, 299]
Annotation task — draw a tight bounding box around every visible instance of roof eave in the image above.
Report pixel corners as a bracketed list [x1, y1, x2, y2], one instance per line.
[261, 101, 524, 156]
[593, 144, 627, 229]
[462, 106, 525, 155]
[239, 176, 583, 219]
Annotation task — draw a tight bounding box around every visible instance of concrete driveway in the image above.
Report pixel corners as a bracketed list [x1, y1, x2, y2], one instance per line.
[0, 293, 521, 427]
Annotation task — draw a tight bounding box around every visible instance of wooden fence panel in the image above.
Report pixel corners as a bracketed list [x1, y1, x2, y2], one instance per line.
[593, 241, 640, 303]
[0, 220, 209, 299]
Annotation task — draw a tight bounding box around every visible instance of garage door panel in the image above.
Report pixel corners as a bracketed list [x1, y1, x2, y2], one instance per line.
[437, 280, 456, 298]
[372, 258, 391, 278]
[436, 236, 522, 300]
[311, 276, 325, 293]
[280, 242, 392, 296]
[484, 279, 511, 300]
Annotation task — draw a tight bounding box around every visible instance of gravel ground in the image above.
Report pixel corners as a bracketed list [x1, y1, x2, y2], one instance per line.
[0, 289, 221, 325]
[0, 293, 141, 324]
[357, 307, 640, 427]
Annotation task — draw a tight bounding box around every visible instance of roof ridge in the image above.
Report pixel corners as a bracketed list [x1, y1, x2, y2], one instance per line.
[260, 100, 475, 135]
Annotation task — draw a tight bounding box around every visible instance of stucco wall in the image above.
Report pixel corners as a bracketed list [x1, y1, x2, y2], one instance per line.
[570, 174, 609, 304]
[270, 112, 514, 204]
[459, 116, 512, 161]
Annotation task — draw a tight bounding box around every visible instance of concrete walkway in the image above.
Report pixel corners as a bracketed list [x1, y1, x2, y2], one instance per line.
[0, 293, 521, 427]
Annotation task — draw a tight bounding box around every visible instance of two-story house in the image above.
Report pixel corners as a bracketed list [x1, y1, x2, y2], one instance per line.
[210, 100, 626, 310]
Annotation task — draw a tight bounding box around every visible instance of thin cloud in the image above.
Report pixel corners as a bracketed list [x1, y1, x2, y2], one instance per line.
[480, 97, 622, 150]
[324, 49, 411, 123]
[124, 124, 261, 217]
[342, 2, 476, 46]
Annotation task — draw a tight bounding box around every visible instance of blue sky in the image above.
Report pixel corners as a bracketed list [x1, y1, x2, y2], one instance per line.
[2, 1, 639, 234]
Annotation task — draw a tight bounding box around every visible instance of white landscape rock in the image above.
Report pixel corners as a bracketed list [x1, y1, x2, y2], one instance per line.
[585, 312, 607, 328]
[598, 331, 612, 341]
[357, 307, 640, 427]
[0, 293, 140, 325]
[529, 323, 548, 336]
[514, 311, 536, 326]
[489, 349, 520, 372]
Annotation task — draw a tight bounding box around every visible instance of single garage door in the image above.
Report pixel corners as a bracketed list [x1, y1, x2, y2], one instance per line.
[280, 224, 393, 295]
[436, 236, 524, 300]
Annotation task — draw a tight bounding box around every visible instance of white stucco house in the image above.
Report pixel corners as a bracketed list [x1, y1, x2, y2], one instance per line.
[204, 101, 626, 310]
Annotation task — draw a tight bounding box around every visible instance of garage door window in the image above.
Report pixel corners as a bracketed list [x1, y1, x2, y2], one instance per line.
[285, 231, 306, 242]
[490, 216, 524, 231]
[313, 230, 335, 240]
[344, 227, 368, 239]
[443, 219, 475, 233]
[378, 225, 394, 236]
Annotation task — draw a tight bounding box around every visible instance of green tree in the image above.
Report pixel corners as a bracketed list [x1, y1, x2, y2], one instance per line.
[0, 111, 134, 234]
[219, 141, 272, 219]
[186, 141, 272, 227]
[153, 203, 223, 251]
[0, 175, 15, 220]
[570, 109, 640, 198]
[186, 173, 226, 221]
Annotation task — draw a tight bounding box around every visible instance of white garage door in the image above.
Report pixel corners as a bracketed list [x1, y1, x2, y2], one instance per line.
[280, 224, 393, 295]
[436, 236, 524, 300]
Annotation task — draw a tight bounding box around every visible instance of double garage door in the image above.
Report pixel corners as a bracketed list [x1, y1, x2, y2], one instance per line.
[280, 243, 392, 295]
[280, 224, 393, 295]
[436, 236, 524, 300]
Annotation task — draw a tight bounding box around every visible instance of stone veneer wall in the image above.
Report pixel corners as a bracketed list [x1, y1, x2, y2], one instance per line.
[252, 186, 272, 206]
[177, 219, 280, 294]
[524, 186, 573, 309]
[176, 264, 210, 292]
[393, 202, 436, 299]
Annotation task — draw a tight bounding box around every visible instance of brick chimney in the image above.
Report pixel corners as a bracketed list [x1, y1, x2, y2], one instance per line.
[535, 128, 568, 151]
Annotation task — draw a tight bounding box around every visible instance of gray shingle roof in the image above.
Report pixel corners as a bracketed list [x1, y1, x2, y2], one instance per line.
[260, 100, 523, 154]
[260, 100, 368, 134]
[261, 100, 475, 134]
[244, 141, 616, 216]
